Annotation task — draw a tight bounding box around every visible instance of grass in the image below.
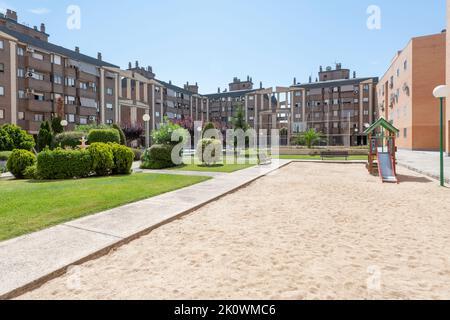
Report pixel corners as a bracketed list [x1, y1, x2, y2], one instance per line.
[171, 162, 255, 173]
[0, 173, 210, 241]
[277, 155, 368, 161]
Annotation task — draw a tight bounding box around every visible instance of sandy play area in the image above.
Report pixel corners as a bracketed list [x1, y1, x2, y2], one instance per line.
[20, 163, 450, 300]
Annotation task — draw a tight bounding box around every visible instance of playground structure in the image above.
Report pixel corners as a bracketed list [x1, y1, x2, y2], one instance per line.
[364, 118, 400, 183]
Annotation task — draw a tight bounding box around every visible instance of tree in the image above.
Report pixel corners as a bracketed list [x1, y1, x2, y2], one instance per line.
[51, 117, 64, 135]
[295, 129, 325, 149]
[231, 105, 249, 131]
[37, 121, 53, 151]
[202, 122, 216, 138]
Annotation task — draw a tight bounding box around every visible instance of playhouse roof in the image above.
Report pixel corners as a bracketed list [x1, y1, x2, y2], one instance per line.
[363, 118, 399, 135]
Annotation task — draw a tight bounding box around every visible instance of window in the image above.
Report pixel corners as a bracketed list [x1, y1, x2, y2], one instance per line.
[404, 60, 408, 70]
[31, 71, 44, 81]
[34, 114, 44, 122]
[0, 40, 4, 49]
[53, 75, 63, 85]
[18, 90, 26, 99]
[0, 86, 4, 96]
[294, 91, 302, 97]
[106, 119, 113, 125]
[52, 55, 62, 65]
[65, 77, 76, 87]
[89, 82, 97, 92]
[106, 88, 113, 95]
[249, 96, 254, 101]
[17, 68, 25, 78]
[397, 69, 400, 77]
[17, 47, 24, 56]
[403, 128, 407, 138]
[67, 114, 75, 123]
[32, 52, 44, 60]
[0, 109, 4, 119]
[0, 63, 4, 72]
[79, 82, 88, 90]
[106, 103, 113, 109]
[363, 97, 369, 103]
[65, 96, 76, 105]
[155, 112, 160, 117]
[18, 112, 25, 120]
[333, 122, 339, 129]
[79, 117, 88, 125]
[33, 93, 44, 101]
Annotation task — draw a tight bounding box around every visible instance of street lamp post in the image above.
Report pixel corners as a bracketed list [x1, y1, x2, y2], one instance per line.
[143, 114, 151, 149]
[432, 85, 449, 187]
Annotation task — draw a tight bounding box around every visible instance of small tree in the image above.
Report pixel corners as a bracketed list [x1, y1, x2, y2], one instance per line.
[51, 117, 64, 135]
[231, 105, 249, 131]
[295, 129, 325, 149]
[37, 121, 53, 151]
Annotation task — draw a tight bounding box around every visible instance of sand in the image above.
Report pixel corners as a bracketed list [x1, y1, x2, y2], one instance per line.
[20, 163, 450, 300]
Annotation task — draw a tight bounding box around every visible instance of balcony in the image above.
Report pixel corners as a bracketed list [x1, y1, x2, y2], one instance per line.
[27, 99, 53, 113]
[65, 104, 77, 115]
[25, 78, 52, 93]
[26, 56, 52, 73]
[77, 88, 98, 100]
[26, 121, 42, 133]
[78, 106, 98, 117]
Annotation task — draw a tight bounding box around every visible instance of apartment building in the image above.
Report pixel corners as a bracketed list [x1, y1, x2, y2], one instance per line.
[0, 10, 121, 133]
[446, 0, 450, 155]
[287, 64, 378, 146]
[206, 77, 275, 131]
[378, 32, 446, 151]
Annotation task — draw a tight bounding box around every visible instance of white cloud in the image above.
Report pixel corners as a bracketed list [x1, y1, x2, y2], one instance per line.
[29, 8, 50, 15]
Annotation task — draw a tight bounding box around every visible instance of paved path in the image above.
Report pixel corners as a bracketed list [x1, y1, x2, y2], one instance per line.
[397, 149, 450, 184]
[0, 160, 290, 299]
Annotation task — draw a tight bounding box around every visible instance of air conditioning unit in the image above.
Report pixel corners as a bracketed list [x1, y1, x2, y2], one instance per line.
[25, 88, 35, 95]
[25, 68, 35, 78]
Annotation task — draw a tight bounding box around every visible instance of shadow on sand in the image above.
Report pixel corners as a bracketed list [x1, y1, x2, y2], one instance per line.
[397, 174, 433, 184]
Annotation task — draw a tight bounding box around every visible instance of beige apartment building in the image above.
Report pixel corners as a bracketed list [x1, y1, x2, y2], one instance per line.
[378, 32, 446, 151]
[446, 0, 450, 155]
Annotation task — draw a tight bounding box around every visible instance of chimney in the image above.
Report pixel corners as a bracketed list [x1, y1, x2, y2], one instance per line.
[353, 71, 356, 79]
[6, 9, 17, 22]
[218, 87, 220, 93]
[33, 26, 38, 31]
[260, 81, 263, 89]
[128, 62, 132, 69]
[293, 77, 297, 85]
[147, 66, 153, 72]
[169, 80, 172, 85]
[320, 65, 323, 72]
[40, 23, 46, 33]
[75, 46, 80, 53]
[97, 52, 102, 61]
[309, 76, 312, 83]
[135, 61, 139, 68]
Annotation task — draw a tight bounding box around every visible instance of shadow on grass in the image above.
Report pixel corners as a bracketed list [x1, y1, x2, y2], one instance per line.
[176, 164, 225, 169]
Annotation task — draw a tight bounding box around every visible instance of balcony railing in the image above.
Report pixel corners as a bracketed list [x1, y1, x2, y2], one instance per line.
[27, 100, 53, 113]
[25, 56, 52, 73]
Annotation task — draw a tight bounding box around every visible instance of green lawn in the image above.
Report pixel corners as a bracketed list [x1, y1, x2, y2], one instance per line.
[0, 174, 210, 241]
[171, 162, 255, 173]
[277, 155, 368, 161]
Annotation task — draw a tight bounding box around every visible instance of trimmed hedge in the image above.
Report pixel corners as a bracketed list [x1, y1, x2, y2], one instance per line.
[7, 149, 36, 179]
[141, 144, 176, 169]
[37, 148, 93, 180]
[88, 129, 120, 145]
[196, 138, 222, 166]
[0, 124, 35, 151]
[88, 143, 114, 176]
[109, 143, 134, 175]
[0, 151, 12, 161]
[54, 132, 85, 149]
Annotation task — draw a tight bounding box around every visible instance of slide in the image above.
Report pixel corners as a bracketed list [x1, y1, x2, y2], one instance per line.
[377, 152, 398, 183]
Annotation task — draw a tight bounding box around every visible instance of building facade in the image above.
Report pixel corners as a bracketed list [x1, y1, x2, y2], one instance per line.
[378, 32, 446, 151]
[446, 0, 450, 155]
[286, 65, 378, 146]
[0, 10, 121, 133]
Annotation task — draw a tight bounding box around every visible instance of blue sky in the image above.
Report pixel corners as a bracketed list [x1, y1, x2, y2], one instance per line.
[1, 0, 446, 93]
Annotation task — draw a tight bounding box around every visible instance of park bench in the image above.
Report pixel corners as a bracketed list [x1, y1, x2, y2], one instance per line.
[320, 151, 349, 161]
[258, 152, 272, 165]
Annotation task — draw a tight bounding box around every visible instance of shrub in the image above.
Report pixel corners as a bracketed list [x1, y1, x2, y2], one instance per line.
[196, 139, 222, 166]
[141, 144, 176, 169]
[37, 121, 53, 151]
[37, 148, 93, 180]
[109, 143, 134, 175]
[54, 132, 85, 149]
[88, 143, 114, 176]
[0, 151, 12, 161]
[88, 129, 121, 145]
[151, 120, 188, 146]
[23, 164, 38, 180]
[112, 124, 127, 146]
[51, 117, 64, 135]
[6, 149, 36, 179]
[131, 148, 143, 161]
[0, 124, 35, 151]
[74, 124, 111, 133]
[123, 127, 144, 142]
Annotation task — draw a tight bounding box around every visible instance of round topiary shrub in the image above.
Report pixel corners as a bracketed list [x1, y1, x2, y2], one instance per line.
[88, 129, 121, 145]
[6, 149, 36, 179]
[88, 143, 114, 176]
[109, 143, 135, 175]
[37, 148, 93, 180]
[141, 144, 176, 169]
[196, 138, 222, 166]
[54, 132, 85, 149]
[0, 124, 35, 151]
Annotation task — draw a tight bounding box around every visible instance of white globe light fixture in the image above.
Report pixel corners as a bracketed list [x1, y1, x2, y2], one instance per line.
[143, 114, 151, 122]
[143, 114, 151, 149]
[60, 120, 68, 127]
[433, 85, 450, 98]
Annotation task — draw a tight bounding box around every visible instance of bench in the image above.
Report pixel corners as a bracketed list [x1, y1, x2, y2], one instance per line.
[320, 151, 349, 161]
[258, 153, 272, 165]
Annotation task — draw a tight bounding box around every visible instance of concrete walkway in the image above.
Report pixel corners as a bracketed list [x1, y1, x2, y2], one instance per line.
[397, 149, 450, 184]
[0, 160, 290, 299]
